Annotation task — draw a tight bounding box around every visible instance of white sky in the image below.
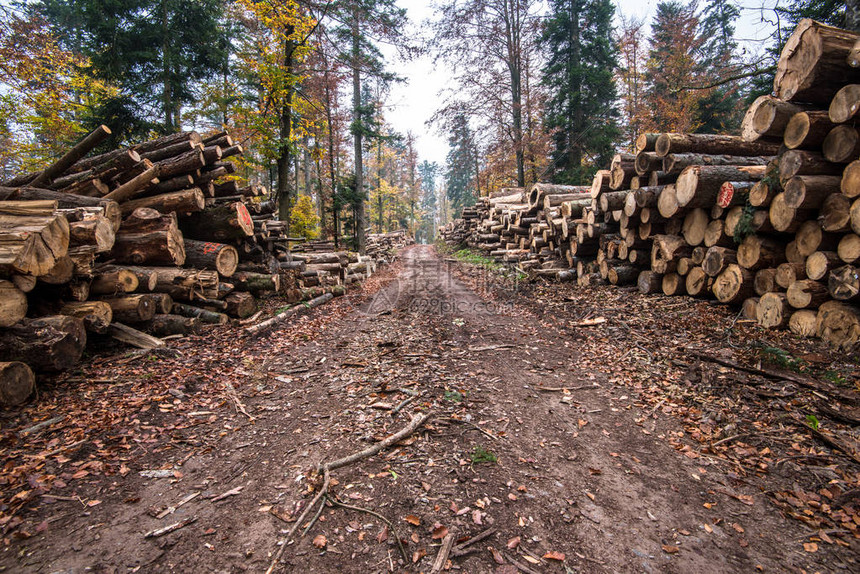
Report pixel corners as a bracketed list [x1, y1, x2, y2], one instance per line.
[383, 0, 782, 168]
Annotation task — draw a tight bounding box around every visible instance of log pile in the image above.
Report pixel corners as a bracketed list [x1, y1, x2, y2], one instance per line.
[0, 129, 406, 405]
[441, 19, 860, 351]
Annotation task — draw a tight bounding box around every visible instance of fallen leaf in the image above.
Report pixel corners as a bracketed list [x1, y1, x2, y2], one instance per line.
[472, 510, 483, 525]
[412, 548, 427, 563]
[411, 532, 419, 543]
[704, 524, 713, 533]
[523, 555, 541, 564]
[489, 547, 505, 564]
[662, 545, 679, 554]
[404, 515, 421, 526]
[506, 536, 521, 549]
[732, 523, 744, 534]
[431, 524, 449, 540]
[377, 526, 388, 543]
[543, 551, 566, 561]
[313, 535, 327, 549]
[803, 542, 818, 553]
[86, 499, 102, 507]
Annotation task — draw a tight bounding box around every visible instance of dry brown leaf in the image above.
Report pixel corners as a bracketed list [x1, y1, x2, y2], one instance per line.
[412, 548, 426, 563]
[431, 524, 449, 540]
[404, 514, 421, 526]
[544, 550, 566, 561]
[377, 526, 388, 543]
[661, 545, 679, 554]
[506, 536, 521, 549]
[803, 542, 818, 553]
[489, 546, 505, 564]
[312, 534, 327, 549]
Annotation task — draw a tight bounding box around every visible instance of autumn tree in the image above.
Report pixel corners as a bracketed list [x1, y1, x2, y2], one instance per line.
[291, 194, 320, 240]
[616, 16, 646, 151]
[642, 1, 705, 133]
[540, 0, 619, 185]
[432, 0, 540, 189]
[695, 0, 743, 132]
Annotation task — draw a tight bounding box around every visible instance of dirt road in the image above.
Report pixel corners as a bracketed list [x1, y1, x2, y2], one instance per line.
[2, 245, 857, 573]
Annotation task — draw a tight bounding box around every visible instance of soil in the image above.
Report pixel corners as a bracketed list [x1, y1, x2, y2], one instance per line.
[1, 244, 858, 573]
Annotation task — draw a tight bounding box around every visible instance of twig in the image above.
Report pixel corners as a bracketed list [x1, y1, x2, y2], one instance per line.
[320, 412, 433, 472]
[301, 496, 327, 537]
[537, 384, 599, 392]
[156, 492, 200, 519]
[502, 551, 542, 574]
[391, 394, 419, 416]
[450, 527, 496, 557]
[325, 495, 408, 562]
[446, 417, 499, 441]
[467, 344, 514, 352]
[800, 424, 860, 465]
[22, 415, 65, 435]
[144, 516, 197, 538]
[223, 381, 255, 421]
[210, 486, 243, 503]
[430, 532, 455, 573]
[647, 399, 667, 418]
[265, 469, 330, 574]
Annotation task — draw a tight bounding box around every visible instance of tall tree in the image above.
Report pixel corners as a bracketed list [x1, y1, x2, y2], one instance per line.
[432, 0, 539, 188]
[418, 160, 439, 243]
[540, 0, 619, 185]
[616, 15, 645, 151]
[34, 0, 228, 142]
[695, 0, 742, 132]
[331, 0, 406, 253]
[642, 1, 704, 133]
[445, 113, 477, 215]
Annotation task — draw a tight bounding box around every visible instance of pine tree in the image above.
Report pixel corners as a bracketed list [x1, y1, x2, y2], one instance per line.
[696, 0, 742, 133]
[418, 160, 439, 243]
[33, 0, 228, 143]
[540, 0, 620, 185]
[445, 114, 476, 215]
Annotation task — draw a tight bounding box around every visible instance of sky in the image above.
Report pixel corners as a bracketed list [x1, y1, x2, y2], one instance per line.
[382, 0, 782, 168]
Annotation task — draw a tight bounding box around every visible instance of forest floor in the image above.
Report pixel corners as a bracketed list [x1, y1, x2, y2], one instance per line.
[1, 244, 859, 573]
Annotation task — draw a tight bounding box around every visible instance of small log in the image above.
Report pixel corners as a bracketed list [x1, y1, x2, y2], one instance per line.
[838, 234, 860, 263]
[784, 111, 837, 149]
[29, 125, 112, 188]
[637, 270, 663, 294]
[829, 84, 860, 123]
[806, 251, 841, 281]
[742, 297, 760, 320]
[180, 202, 254, 241]
[819, 193, 852, 232]
[110, 208, 185, 266]
[245, 292, 334, 337]
[737, 235, 786, 270]
[89, 269, 139, 295]
[685, 267, 711, 297]
[661, 272, 686, 295]
[173, 303, 229, 324]
[231, 271, 280, 293]
[776, 262, 807, 289]
[712, 264, 755, 305]
[103, 165, 159, 203]
[681, 208, 709, 246]
[746, 95, 806, 139]
[102, 295, 156, 323]
[0, 362, 35, 407]
[843, 160, 860, 198]
[822, 125, 860, 163]
[783, 175, 842, 209]
[754, 268, 779, 295]
[703, 247, 737, 277]
[183, 239, 239, 277]
[120, 188, 206, 216]
[655, 133, 780, 158]
[109, 322, 165, 349]
[675, 165, 766, 208]
[224, 292, 257, 319]
[148, 314, 201, 337]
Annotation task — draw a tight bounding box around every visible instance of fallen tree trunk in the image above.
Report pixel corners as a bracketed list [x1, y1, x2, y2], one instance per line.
[246, 292, 334, 336]
[109, 208, 185, 266]
[0, 315, 86, 372]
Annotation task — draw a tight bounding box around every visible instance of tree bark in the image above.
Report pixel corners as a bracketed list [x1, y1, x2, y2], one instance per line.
[110, 208, 185, 266]
[0, 315, 86, 372]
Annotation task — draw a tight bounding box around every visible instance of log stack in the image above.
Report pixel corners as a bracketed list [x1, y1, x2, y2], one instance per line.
[441, 19, 860, 350]
[0, 129, 410, 404]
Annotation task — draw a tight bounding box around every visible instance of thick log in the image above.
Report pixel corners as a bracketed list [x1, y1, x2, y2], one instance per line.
[89, 269, 139, 295]
[685, 267, 711, 297]
[38, 255, 74, 285]
[823, 125, 860, 163]
[655, 133, 781, 158]
[663, 153, 770, 176]
[0, 361, 35, 407]
[599, 190, 631, 212]
[151, 174, 196, 195]
[637, 270, 663, 294]
[661, 273, 686, 296]
[681, 209, 709, 246]
[819, 193, 852, 233]
[776, 262, 807, 289]
[636, 133, 660, 152]
[779, 151, 844, 188]
[816, 300, 860, 349]
[0, 212, 69, 276]
[742, 297, 760, 320]
[749, 180, 778, 208]
[635, 152, 662, 175]
[607, 265, 639, 285]
[838, 233, 860, 263]
[225, 292, 256, 318]
[59, 301, 112, 333]
[102, 295, 155, 323]
[784, 111, 837, 149]
[790, 309, 819, 337]
[703, 247, 737, 277]
[152, 149, 205, 181]
[754, 268, 779, 295]
[0, 316, 86, 372]
[843, 160, 860, 199]
[121, 188, 205, 216]
[746, 95, 806, 140]
[853, 199, 860, 235]
[675, 165, 765, 208]
[656, 184, 680, 219]
[784, 175, 842, 210]
[786, 240, 806, 264]
[758, 292, 792, 328]
[795, 220, 836, 258]
[829, 265, 860, 301]
[103, 165, 159, 202]
[713, 264, 755, 305]
[787, 279, 830, 309]
[68, 217, 115, 252]
[807, 251, 841, 281]
[737, 235, 786, 270]
[0, 280, 27, 328]
[769, 193, 813, 233]
[704, 219, 732, 248]
[180, 202, 254, 241]
[183, 239, 239, 277]
[144, 314, 201, 337]
[829, 84, 860, 123]
[110, 208, 185, 266]
[129, 267, 220, 301]
[774, 19, 860, 103]
[0, 187, 121, 231]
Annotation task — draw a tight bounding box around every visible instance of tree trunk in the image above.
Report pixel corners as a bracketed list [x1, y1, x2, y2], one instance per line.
[181, 202, 253, 242]
[0, 212, 69, 276]
[110, 208, 185, 266]
[0, 315, 86, 372]
[59, 301, 113, 333]
[183, 239, 239, 277]
[121, 188, 205, 216]
[655, 133, 781, 158]
[101, 295, 156, 323]
[0, 280, 27, 328]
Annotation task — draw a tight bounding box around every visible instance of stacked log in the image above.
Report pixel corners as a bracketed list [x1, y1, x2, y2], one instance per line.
[440, 19, 860, 350]
[0, 128, 410, 402]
